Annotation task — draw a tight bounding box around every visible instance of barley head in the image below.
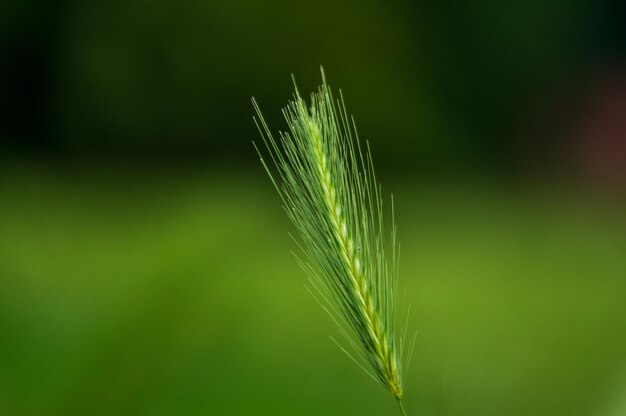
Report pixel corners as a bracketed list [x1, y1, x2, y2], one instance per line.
[253, 68, 413, 410]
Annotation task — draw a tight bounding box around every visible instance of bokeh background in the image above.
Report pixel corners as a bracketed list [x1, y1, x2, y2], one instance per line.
[1, 1, 625, 415]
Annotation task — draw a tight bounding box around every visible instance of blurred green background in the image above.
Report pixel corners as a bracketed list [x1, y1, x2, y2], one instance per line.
[1, 0, 625, 415]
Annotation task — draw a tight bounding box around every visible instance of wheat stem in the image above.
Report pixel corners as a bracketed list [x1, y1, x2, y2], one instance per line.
[397, 398, 408, 416]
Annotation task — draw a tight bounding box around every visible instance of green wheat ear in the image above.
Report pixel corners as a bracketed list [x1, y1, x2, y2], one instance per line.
[252, 68, 414, 415]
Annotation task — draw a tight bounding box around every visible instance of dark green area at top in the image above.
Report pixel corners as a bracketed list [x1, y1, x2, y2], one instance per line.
[1, 0, 624, 172]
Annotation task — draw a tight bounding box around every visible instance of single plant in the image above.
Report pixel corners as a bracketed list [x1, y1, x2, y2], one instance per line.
[253, 68, 414, 415]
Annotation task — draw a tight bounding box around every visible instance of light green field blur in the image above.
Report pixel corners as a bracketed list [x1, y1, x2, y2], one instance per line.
[1, 166, 624, 415]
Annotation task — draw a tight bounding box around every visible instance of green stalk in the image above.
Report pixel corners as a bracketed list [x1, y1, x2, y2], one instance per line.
[397, 398, 408, 416]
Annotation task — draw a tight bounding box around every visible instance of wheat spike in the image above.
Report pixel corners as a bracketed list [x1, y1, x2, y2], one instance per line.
[253, 68, 409, 413]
